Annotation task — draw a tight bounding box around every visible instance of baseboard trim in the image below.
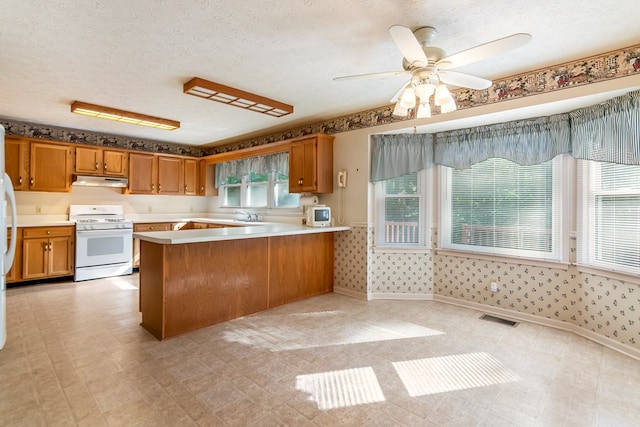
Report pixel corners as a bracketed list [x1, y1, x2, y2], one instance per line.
[369, 292, 434, 301]
[433, 295, 640, 361]
[333, 286, 369, 300]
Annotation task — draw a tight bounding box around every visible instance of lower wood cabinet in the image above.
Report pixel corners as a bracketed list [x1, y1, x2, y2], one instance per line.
[21, 226, 74, 281]
[132, 222, 175, 267]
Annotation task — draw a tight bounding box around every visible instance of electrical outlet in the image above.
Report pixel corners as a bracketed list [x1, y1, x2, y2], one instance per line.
[36, 206, 42, 214]
[490, 281, 499, 292]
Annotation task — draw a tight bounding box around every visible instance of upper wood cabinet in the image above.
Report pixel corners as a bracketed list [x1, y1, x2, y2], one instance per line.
[128, 153, 200, 196]
[183, 158, 198, 196]
[128, 153, 157, 194]
[75, 146, 128, 177]
[289, 134, 334, 194]
[157, 156, 183, 195]
[5, 136, 29, 191]
[29, 142, 72, 192]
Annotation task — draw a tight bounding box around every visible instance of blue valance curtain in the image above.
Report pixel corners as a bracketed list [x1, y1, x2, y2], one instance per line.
[370, 133, 433, 182]
[215, 152, 289, 188]
[570, 90, 640, 165]
[370, 89, 640, 182]
[434, 114, 571, 169]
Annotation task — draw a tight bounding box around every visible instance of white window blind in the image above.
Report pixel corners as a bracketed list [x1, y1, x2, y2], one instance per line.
[442, 157, 562, 260]
[577, 160, 640, 275]
[375, 172, 426, 246]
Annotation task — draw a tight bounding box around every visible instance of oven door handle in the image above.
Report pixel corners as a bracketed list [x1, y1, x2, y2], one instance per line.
[76, 229, 133, 237]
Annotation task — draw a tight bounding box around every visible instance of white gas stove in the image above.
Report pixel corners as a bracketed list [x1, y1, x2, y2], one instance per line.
[69, 205, 133, 281]
[70, 205, 133, 230]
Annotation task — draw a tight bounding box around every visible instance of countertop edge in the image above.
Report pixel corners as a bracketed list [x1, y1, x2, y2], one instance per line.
[134, 225, 351, 244]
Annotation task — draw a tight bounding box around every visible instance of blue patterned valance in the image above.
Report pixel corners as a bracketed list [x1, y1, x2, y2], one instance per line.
[214, 152, 289, 188]
[570, 90, 640, 165]
[370, 134, 433, 182]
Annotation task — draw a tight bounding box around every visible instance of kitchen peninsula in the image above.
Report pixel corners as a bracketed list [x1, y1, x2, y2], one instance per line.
[134, 223, 349, 340]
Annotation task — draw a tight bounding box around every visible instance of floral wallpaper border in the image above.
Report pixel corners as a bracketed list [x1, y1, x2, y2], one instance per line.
[211, 44, 640, 153]
[3, 44, 639, 156]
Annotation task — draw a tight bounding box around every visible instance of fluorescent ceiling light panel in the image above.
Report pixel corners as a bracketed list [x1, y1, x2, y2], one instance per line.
[70, 101, 180, 130]
[183, 77, 294, 117]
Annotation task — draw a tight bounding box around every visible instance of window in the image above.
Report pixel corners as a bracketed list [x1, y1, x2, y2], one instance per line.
[220, 171, 299, 208]
[375, 171, 428, 247]
[441, 157, 563, 260]
[578, 161, 640, 275]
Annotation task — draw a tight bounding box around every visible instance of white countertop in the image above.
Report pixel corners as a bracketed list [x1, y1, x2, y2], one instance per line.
[134, 223, 350, 244]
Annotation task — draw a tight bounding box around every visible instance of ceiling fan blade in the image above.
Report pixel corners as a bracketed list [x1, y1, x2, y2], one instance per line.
[389, 25, 428, 66]
[333, 70, 409, 81]
[390, 80, 410, 103]
[436, 33, 532, 70]
[438, 70, 492, 90]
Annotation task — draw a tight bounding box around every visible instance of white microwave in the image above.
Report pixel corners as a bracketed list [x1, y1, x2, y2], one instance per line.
[306, 206, 331, 227]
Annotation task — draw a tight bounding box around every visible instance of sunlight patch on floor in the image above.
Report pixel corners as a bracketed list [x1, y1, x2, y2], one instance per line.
[296, 367, 386, 410]
[223, 311, 444, 351]
[393, 352, 520, 397]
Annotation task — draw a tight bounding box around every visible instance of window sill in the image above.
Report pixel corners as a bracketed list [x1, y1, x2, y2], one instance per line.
[576, 265, 640, 285]
[373, 246, 432, 254]
[434, 248, 570, 270]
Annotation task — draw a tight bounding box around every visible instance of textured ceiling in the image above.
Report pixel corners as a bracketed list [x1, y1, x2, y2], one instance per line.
[1, 0, 639, 147]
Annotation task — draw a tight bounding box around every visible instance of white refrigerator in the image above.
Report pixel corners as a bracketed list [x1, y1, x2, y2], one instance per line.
[1, 125, 18, 350]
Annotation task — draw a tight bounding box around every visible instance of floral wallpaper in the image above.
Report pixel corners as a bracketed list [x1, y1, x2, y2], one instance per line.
[334, 226, 368, 294]
[578, 272, 639, 347]
[369, 226, 434, 295]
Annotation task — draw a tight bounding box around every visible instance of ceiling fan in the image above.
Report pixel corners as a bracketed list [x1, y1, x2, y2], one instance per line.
[334, 25, 532, 118]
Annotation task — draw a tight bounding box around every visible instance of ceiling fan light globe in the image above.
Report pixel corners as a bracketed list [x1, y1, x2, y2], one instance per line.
[417, 102, 431, 118]
[434, 84, 452, 106]
[440, 98, 457, 114]
[414, 83, 435, 100]
[392, 101, 409, 117]
[399, 87, 417, 109]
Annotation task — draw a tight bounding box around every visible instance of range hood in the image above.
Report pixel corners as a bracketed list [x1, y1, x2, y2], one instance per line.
[72, 175, 128, 188]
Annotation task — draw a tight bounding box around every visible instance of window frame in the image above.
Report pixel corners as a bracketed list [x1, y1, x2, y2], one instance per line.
[374, 169, 431, 249]
[439, 156, 565, 261]
[219, 171, 298, 209]
[577, 159, 640, 276]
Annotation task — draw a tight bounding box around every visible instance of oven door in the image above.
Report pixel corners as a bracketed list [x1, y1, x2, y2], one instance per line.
[76, 228, 133, 268]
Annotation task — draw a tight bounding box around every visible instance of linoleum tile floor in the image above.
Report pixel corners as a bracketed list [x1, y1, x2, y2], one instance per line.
[1, 274, 639, 427]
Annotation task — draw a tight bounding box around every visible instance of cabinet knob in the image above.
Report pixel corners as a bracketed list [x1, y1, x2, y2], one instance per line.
[184, 185, 188, 191]
[95, 162, 99, 170]
[30, 178, 34, 186]
[150, 226, 154, 230]
[47, 230, 51, 235]
[104, 162, 107, 170]
[158, 184, 162, 192]
[151, 184, 155, 191]
[19, 176, 22, 185]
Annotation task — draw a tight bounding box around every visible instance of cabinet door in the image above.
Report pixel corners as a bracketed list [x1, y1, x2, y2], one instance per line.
[157, 156, 183, 195]
[103, 150, 128, 176]
[75, 146, 102, 174]
[183, 159, 198, 196]
[129, 153, 157, 194]
[22, 238, 48, 280]
[5, 137, 29, 190]
[133, 223, 174, 267]
[48, 236, 73, 277]
[29, 142, 72, 192]
[289, 138, 317, 193]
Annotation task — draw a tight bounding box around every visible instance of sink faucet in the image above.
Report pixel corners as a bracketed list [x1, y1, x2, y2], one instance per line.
[235, 210, 254, 221]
